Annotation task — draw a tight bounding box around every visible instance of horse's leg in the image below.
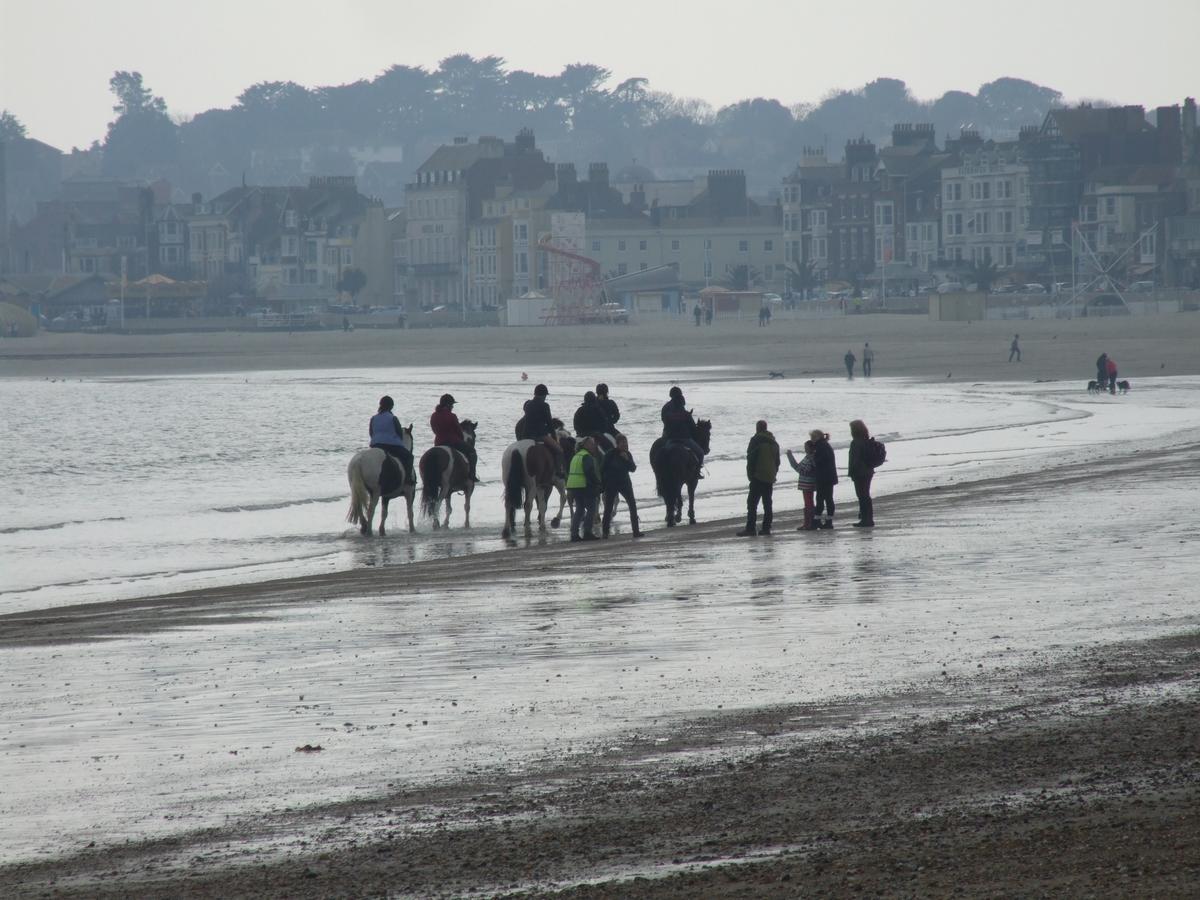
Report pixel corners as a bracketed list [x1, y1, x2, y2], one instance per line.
[443, 495, 451, 529]
[536, 486, 548, 531]
[523, 480, 533, 531]
[550, 482, 566, 528]
[463, 484, 472, 528]
[405, 488, 416, 533]
[687, 479, 697, 524]
[364, 493, 378, 536]
[379, 496, 389, 537]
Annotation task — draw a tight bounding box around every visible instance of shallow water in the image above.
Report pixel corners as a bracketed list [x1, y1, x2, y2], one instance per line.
[3, 372, 1200, 861]
[4, 369, 1195, 612]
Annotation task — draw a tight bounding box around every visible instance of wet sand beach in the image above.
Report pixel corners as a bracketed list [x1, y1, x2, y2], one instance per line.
[2, 434, 1199, 896]
[4, 312, 1200, 381]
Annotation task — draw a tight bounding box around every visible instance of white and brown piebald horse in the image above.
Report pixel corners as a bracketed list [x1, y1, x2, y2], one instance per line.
[418, 420, 477, 529]
[346, 425, 416, 536]
[500, 438, 565, 539]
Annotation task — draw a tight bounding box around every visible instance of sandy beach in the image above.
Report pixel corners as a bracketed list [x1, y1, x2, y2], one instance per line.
[3, 314, 1200, 896]
[3, 311, 1200, 381]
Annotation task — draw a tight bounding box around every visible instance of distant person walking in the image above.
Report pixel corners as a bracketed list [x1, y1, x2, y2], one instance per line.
[1096, 353, 1109, 391]
[705, 305, 713, 325]
[1106, 356, 1118, 395]
[847, 419, 877, 528]
[844, 349, 857, 380]
[758, 305, 768, 327]
[810, 429, 838, 529]
[786, 439, 818, 531]
[737, 420, 780, 536]
[862, 342, 875, 377]
[694, 303, 703, 326]
[1009, 334, 1021, 362]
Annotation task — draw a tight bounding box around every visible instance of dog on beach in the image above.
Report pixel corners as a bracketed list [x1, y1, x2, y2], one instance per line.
[768, 371, 785, 379]
[1087, 380, 1102, 394]
[1117, 380, 1130, 394]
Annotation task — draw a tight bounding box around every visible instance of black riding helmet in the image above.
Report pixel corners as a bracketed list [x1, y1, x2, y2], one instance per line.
[378, 395, 395, 411]
[669, 386, 683, 401]
[439, 393, 456, 407]
[596, 382, 609, 396]
[534, 383, 549, 396]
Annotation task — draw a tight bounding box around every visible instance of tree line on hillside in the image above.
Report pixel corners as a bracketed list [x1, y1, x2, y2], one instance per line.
[3, 56, 1072, 196]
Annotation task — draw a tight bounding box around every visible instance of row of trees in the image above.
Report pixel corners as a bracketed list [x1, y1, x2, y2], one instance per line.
[10, 57, 1071, 194]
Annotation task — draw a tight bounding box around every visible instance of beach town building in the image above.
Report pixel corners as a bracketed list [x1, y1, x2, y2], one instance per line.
[940, 135, 1029, 270]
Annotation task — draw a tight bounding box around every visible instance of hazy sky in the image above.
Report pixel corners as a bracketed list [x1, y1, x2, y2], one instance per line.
[2, 0, 1196, 150]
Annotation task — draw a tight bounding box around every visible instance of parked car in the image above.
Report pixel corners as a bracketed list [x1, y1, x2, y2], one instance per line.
[1129, 281, 1155, 293]
[936, 282, 965, 294]
[1023, 284, 1047, 294]
[1083, 293, 1130, 316]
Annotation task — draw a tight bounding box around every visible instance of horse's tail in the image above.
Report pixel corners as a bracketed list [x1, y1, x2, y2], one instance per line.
[420, 450, 444, 519]
[346, 456, 370, 525]
[504, 446, 526, 512]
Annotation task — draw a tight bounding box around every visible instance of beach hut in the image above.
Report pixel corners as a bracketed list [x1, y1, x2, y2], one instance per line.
[505, 290, 555, 326]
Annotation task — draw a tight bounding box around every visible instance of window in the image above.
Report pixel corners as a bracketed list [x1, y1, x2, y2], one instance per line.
[1002, 245, 1015, 266]
[704, 238, 712, 250]
[617, 239, 626, 251]
[639, 262, 648, 271]
[591, 240, 601, 252]
[999, 180, 1013, 199]
[875, 203, 893, 226]
[816, 238, 827, 259]
[738, 240, 749, 252]
[618, 262, 628, 275]
[638, 239, 647, 251]
[763, 240, 774, 252]
[979, 212, 990, 234]
[515, 224, 528, 241]
[671, 239, 680, 251]
[516, 252, 528, 274]
[1105, 197, 1116, 216]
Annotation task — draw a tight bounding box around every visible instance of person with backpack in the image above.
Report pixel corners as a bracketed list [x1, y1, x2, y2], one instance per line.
[810, 429, 838, 529]
[848, 419, 884, 528]
[737, 420, 781, 536]
[785, 439, 818, 531]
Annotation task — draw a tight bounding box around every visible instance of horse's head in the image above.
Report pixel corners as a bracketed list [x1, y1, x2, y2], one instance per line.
[401, 424, 414, 451]
[696, 419, 713, 453]
[460, 420, 478, 444]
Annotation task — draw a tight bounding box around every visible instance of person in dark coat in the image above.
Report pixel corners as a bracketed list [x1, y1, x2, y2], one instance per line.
[847, 419, 876, 527]
[430, 393, 477, 481]
[1096, 353, 1109, 391]
[595, 383, 621, 433]
[810, 428, 838, 529]
[660, 386, 705, 463]
[844, 349, 857, 379]
[523, 383, 564, 475]
[1106, 356, 1118, 395]
[573, 390, 612, 437]
[737, 420, 780, 536]
[1009, 334, 1021, 362]
[601, 433, 642, 538]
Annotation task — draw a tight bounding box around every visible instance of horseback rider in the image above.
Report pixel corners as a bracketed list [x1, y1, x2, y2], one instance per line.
[523, 383, 565, 476]
[430, 393, 478, 482]
[573, 390, 612, 438]
[660, 386, 706, 468]
[595, 383, 621, 433]
[369, 395, 413, 473]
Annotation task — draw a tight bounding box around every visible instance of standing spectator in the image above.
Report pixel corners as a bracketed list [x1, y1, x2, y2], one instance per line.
[737, 420, 780, 536]
[758, 305, 768, 327]
[1009, 334, 1021, 362]
[601, 434, 642, 538]
[1106, 356, 1119, 395]
[705, 304, 714, 326]
[566, 437, 602, 542]
[847, 419, 877, 528]
[1096, 353, 1109, 391]
[810, 429, 839, 529]
[862, 342, 875, 377]
[694, 303, 703, 326]
[844, 349, 857, 380]
[786, 440, 818, 531]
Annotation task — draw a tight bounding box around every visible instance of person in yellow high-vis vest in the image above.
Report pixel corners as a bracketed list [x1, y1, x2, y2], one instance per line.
[567, 437, 602, 542]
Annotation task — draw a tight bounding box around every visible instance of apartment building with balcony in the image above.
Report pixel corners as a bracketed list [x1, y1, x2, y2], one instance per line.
[941, 136, 1029, 269]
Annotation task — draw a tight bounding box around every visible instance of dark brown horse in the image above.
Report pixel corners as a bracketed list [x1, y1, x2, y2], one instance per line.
[650, 420, 712, 527]
[418, 421, 477, 528]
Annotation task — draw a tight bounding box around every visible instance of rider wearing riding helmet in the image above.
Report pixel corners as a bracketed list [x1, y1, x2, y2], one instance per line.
[573, 390, 612, 438]
[523, 383, 564, 475]
[430, 393, 478, 482]
[369, 395, 413, 472]
[661, 386, 706, 465]
[595, 383, 621, 433]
